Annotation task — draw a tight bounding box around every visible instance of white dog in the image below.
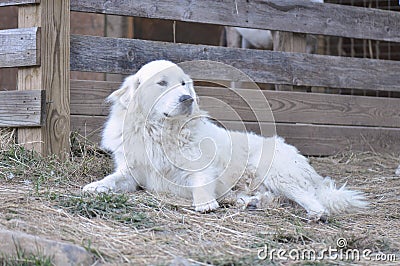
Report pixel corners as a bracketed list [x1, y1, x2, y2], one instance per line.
[83, 60, 367, 221]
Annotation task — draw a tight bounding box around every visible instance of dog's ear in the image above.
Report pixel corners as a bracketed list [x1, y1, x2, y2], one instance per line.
[107, 74, 140, 108]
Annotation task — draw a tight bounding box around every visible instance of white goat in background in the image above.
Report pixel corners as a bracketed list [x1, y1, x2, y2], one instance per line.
[228, 0, 324, 52]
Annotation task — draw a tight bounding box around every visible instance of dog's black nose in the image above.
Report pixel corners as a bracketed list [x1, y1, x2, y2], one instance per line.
[179, 95, 194, 104]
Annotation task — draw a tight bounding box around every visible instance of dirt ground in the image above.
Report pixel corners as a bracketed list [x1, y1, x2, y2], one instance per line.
[0, 129, 399, 265]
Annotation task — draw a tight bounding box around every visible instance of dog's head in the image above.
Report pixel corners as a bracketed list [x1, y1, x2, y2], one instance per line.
[109, 60, 198, 119]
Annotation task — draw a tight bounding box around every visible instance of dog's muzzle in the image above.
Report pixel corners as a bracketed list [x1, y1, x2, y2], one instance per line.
[163, 95, 194, 117]
[179, 95, 194, 105]
[178, 94, 194, 116]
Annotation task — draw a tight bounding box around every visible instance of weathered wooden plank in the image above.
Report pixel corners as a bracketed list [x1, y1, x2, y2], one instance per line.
[0, 27, 40, 68]
[0, 0, 39, 6]
[70, 0, 400, 42]
[70, 79, 120, 116]
[223, 121, 400, 156]
[70, 35, 400, 91]
[197, 87, 400, 128]
[70, 80, 400, 128]
[18, 0, 70, 158]
[273, 31, 307, 91]
[70, 115, 400, 156]
[70, 11, 107, 81]
[71, 115, 105, 141]
[17, 6, 43, 153]
[0, 90, 44, 127]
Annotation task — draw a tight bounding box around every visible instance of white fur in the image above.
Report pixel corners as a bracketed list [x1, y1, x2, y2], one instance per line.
[83, 60, 368, 220]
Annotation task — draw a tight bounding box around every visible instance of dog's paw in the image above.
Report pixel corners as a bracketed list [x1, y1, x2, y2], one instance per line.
[194, 199, 219, 212]
[245, 197, 260, 210]
[307, 211, 329, 223]
[82, 181, 113, 193]
[237, 195, 261, 210]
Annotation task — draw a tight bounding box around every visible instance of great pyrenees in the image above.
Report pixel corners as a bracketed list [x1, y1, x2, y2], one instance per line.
[83, 60, 367, 221]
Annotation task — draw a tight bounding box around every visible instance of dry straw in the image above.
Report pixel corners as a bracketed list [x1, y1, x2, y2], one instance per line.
[0, 129, 399, 265]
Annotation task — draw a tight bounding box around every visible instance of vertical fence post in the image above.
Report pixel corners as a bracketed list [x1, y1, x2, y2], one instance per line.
[18, 0, 70, 159]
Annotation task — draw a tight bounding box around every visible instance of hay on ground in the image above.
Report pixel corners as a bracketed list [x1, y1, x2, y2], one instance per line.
[0, 129, 399, 265]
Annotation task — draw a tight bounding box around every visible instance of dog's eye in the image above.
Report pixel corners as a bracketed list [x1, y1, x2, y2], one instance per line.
[157, 80, 168, 87]
[181, 81, 186, 86]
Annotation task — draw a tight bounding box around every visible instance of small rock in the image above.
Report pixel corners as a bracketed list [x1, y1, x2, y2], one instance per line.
[395, 165, 400, 176]
[6, 173, 14, 180]
[0, 229, 94, 266]
[22, 179, 32, 185]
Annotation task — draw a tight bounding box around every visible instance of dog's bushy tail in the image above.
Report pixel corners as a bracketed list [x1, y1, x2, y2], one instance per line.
[317, 177, 369, 215]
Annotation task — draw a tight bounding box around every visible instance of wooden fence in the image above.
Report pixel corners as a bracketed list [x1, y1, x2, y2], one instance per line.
[0, 0, 70, 159]
[1, 0, 400, 156]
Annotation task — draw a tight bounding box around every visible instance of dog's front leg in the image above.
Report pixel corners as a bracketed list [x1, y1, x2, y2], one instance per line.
[82, 169, 138, 193]
[190, 172, 219, 212]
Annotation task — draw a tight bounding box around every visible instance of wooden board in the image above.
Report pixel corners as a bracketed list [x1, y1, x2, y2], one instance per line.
[0, 90, 44, 127]
[70, 80, 400, 128]
[0, 27, 40, 68]
[71, 115, 105, 141]
[70, 11, 107, 81]
[224, 121, 400, 156]
[196, 87, 400, 128]
[70, 115, 400, 156]
[70, 79, 120, 116]
[18, 0, 70, 159]
[0, 0, 39, 6]
[273, 31, 306, 91]
[70, 0, 400, 42]
[70, 35, 400, 91]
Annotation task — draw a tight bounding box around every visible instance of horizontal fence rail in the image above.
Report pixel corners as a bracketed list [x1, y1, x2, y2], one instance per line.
[70, 80, 400, 155]
[70, 80, 400, 128]
[0, 0, 40, 7]
[70, 113, 400, 156]
[0, 90, 45, 127]
[70, 0, 400, 42]
[71, 35, 400, 91]
[196, 87, 400, 128]
[224, 121, 400, 156]
[0, 27, 40, 68]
